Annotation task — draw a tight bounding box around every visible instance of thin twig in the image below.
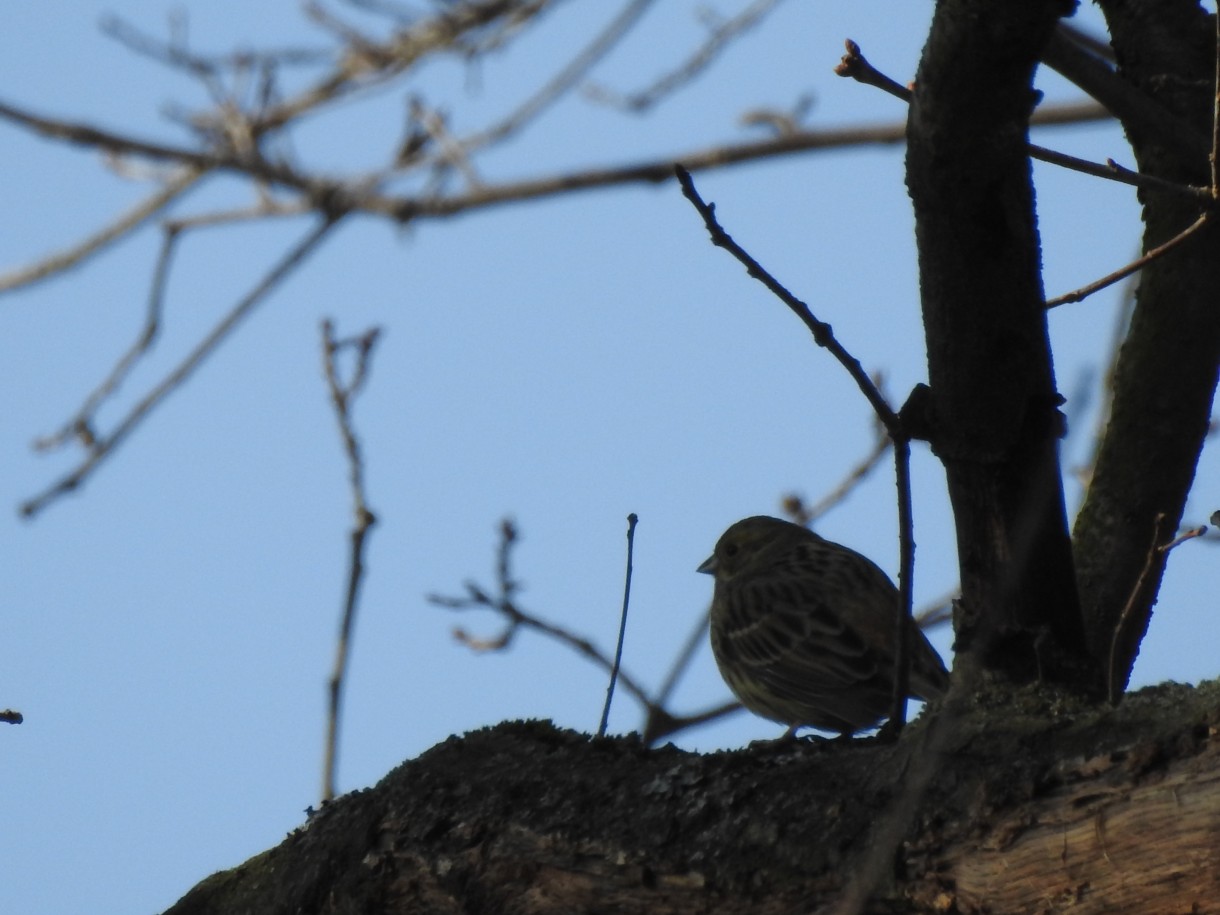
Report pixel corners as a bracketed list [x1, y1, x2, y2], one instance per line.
[1043, 24, 1211, 165]
[834, 39, 912, 102]
[1108, 513, 1169, 704]
[165, 198, 314, 232]
[834, 38, 1210, 203]
[0, 93, 1109, 241]
[0, 168, 203, 294]
[674, 165, 898, 432]
[404, 97, 484, 187]
[643, 700, 743, 746]
[461, 0, 658, 153]
[1166, 526, 1208, 550]
[320, 319, 382, 803]
[1046, 213, 1212, 308]
[598, 512, 638, 737]
[101, 13, 331, 75]
[913, 590, 956, 631]
[1056, 22, 1116, 63]
[584, 0, 785, 113]
[0, 97, 337, 200]
[33, 226, 181, 454]
[445, 599, 657, 705]
[1072, 266, 1138, 494]
[675, 165, 918, 736]
[1094, 158, 1208, 203]
[783, 415, 889, 525]
[429, 521, 655, 711]
[649, 607, 714, 714]
[338, 0, 416, 25]
[1033, 147, 1210, 202]
[19, 215, 342, 518]
[246, 0, 552, 134]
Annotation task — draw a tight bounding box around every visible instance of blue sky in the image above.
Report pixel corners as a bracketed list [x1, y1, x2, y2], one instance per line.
[2, 2, 1216, 912]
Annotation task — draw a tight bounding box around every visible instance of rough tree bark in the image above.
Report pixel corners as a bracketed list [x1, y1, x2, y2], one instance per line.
[165, 682, 1220, 914]
[1072, 0, 1220, 695]
[905, 0, 1092, 690]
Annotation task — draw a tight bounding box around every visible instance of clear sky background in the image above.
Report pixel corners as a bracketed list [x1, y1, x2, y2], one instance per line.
[2, 2, 1216, 913]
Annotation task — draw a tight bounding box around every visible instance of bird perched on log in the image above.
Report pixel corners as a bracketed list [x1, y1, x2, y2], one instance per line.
[699, 515, 950, 737]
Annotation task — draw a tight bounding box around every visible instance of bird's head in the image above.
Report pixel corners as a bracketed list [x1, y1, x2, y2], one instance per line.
[697, 515, 804, 582]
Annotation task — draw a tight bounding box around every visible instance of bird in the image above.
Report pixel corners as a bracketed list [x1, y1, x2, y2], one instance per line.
[698, 515, 950, 737]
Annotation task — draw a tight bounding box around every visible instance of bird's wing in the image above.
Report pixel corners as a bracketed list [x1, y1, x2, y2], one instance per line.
[714, 574, 893, 725]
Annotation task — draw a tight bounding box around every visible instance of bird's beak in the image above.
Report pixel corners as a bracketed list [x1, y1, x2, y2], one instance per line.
[696, 554, 717, 575]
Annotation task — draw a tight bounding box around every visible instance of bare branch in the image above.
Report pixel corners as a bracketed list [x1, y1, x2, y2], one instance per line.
[1108, 516, 1208, 705]
[642, 700, 742, 746]
[1043, 23, 1210, 167]
[0, 169, 204, 295]
[598, 512, 638, 738]
[675, 165, 899, 433]
[0, 97, 333, 197]
[164, 198, 315, 232]
[1072, 268, 1139, 492]
[648, 607, 712, 717]
[429, 520, 656, 712]
[243, 0, 553, 134]
[834, 38, 912, 102]
[33, 225, 181, 454]
[835, 39, 1209, 202]
[337, 0, 418, 24]
[675, 164, 918, 736]
[782, 411, 889, 525]
[19, 215, 342, 518]
[585, 0, 786, 113]
[320, 319, 382, 803]
[460, 0, 659, 153]
[913, 591, 956, 631]
[1046, 212, 1212, 308]
[0, 90, 1112, 285]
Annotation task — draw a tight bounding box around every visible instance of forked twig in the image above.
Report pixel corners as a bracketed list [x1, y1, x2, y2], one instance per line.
[320, 319, 382, 802]
[460, 0, 658, 153]
[32, 226, 181, 454]
[0, 168, 204, 294]
[19, 215, 342, 518]
[584, 0, 785, 113]
[429, 520, 656, 711]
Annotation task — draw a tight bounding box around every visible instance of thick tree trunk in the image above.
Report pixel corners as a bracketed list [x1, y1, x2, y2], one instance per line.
[905, 0, 1092, 688]
[165, 681, 1220, 914]
[1073, 0, 1220, 697]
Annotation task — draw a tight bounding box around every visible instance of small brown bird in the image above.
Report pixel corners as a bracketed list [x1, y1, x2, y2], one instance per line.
[699, 515, 950, 736]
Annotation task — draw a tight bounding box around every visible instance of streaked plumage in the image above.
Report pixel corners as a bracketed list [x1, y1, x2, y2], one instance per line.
[699, 515, 949, 736]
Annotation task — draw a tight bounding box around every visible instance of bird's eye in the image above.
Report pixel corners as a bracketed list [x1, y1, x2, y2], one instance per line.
[723, 542, 739, 558]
